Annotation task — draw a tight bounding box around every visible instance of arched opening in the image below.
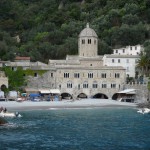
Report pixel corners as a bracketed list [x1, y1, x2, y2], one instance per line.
[112, 93, 118, 100]
[93, 93, 108, 99]
[61, 93, 72, 100]
[112, 90, 135, 103]
[1, 84, 7, 92]
[77, 93, 87, 99]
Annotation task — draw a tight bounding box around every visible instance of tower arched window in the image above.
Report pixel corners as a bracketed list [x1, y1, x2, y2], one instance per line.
[82, 39, 85, 44]
[88, 39, 91, 44]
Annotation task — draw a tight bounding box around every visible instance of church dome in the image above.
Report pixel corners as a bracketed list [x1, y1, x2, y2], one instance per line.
[79, 23, 98, 38]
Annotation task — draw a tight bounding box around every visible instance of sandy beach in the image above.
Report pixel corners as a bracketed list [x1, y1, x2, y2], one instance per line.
[0, 99, 137, 111]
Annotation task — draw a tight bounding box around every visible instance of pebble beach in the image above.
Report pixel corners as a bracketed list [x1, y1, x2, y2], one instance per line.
[0, 99, 137, 111]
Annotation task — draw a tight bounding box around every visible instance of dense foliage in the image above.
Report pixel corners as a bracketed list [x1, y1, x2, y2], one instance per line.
[3, 67, 26, 91]
[1, 67, 48, 91]
[0, 0, 150, 63]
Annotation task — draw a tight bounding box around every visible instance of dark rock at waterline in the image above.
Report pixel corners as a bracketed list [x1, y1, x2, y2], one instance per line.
[0, 117, 7, 125]
[137, 102, 150, 108]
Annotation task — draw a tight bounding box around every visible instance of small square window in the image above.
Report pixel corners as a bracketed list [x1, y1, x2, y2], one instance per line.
[34, 73, 38, 77]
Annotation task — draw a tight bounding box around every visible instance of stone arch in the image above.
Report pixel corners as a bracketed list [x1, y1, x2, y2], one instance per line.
[93, 93, 108, 99]
[61, 92, 72, 100]
[1, 84, 7, 91]
[112, 93, 118, 100]
[77, 93, 87, 99]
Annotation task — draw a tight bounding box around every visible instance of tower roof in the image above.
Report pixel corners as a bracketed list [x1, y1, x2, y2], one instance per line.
[79, 23, 98, 38]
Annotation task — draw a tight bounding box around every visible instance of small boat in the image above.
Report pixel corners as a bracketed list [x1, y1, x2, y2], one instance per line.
[16, 97, 24, 102]
[0, 111, 22, 118]
[143, 108, 150, 113]
[137, 108, 150, 114]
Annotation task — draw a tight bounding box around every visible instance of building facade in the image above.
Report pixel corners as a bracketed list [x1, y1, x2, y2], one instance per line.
[45, 23, 126, 99]
[103, 55, 140, 77]
[103, 45, 143, 78]
[113, 45, 143, 55]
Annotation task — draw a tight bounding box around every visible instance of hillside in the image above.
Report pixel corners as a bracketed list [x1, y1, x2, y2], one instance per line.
[0, 0, 150, 62]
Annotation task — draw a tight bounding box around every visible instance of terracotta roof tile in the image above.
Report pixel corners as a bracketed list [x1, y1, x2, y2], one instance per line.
[15, 56, 30, 60]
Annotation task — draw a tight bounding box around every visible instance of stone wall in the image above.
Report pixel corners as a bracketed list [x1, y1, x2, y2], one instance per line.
[0, 71, 8, 88]
[124, 83, 148, 103]
[26, 71, 55, 89]
[27, 67, 125, 99]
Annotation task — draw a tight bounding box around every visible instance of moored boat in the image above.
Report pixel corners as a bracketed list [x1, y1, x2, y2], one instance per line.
[0, 111, 22, 117]
[137, 108, 150, 114]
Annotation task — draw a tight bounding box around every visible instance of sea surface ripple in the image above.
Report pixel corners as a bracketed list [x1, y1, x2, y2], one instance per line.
[0, 107, 150, 150]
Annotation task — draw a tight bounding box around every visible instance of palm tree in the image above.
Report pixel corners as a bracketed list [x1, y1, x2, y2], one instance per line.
[136, 54, 149, 76]
[148, 77, 150, 101]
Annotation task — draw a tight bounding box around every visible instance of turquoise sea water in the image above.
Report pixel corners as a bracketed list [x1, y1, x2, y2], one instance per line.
[0, 107, 150, 150]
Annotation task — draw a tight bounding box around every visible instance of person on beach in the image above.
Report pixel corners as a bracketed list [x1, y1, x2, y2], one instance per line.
[72, 94, 75, 102]
[0, 107, 4, 112]
[4, 107, 7, 113]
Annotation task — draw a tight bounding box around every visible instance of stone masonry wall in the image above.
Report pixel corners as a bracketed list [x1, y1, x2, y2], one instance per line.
[27, 71, 55, 89]
[125, 83, 148, 103]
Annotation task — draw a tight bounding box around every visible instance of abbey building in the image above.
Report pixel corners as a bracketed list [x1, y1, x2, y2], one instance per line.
[40, 23, 126, 99]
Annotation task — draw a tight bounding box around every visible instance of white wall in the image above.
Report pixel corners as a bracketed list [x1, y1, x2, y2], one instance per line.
[113, 45, 143, 56]
[103, 55, 139, 77]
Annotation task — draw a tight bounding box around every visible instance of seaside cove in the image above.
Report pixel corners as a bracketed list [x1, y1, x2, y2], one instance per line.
[0, 104, 150, 150]
[0, 99, 150, 150]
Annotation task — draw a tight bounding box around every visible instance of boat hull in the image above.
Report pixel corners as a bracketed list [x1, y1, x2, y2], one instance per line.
[0, 112, 22, 117]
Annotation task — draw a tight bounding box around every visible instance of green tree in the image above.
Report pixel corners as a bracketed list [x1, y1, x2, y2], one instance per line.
[148, 77, 150, 101]
[122, 14, 139, 25]
[124, 3, 139, 15]
[144, 40, 150, 57]
[3, 67, 26, 91]
[0, 0, 150, 62]
[98, 40, 112, 55]
[107, 9, 121, 27]
[136, 54, 149, 76]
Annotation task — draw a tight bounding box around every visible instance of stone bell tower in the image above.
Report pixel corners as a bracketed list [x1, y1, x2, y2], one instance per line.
[78, 23, 98, 57]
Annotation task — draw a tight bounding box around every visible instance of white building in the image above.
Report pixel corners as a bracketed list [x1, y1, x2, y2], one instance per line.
[113, 45, 143, 55]
[103, 55, 140, 77]
[103, 45, 143, 78]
